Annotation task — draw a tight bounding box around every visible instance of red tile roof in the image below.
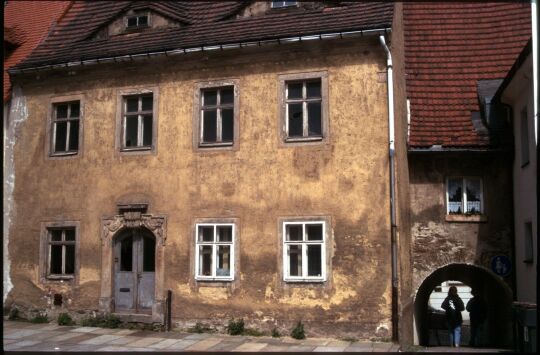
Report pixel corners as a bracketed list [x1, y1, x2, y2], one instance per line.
[404, 2, 531, 149]
[12, 1, 393, 70]
[3, 1, 71, 101]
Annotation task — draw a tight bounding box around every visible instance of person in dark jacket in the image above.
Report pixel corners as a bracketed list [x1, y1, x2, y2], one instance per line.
[441, 286, 465, 347]
[466, 288, 487, 347]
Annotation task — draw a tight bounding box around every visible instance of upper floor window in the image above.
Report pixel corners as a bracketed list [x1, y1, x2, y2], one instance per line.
[520, 106, 530, 167]
[126, 13, 150, 30]
[271, 1, 297, 8]
[279, 72, 328, 144]
[200, 87, 234, 146]
[446, 177, 483, 215]
[121, 94, 153, 151]
[283, 221, 326, 282]
[195, 223, 235, 281]
[51, 101, 80, 156]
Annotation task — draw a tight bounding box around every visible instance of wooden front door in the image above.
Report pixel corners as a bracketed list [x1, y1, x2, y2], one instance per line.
[114, 228, 155, 313]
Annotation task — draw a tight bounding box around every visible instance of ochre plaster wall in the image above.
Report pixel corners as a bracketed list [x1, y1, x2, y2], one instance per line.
[7, 38, 394, 338]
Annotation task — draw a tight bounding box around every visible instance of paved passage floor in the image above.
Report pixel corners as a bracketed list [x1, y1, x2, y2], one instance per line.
[3, 320, 400, 352]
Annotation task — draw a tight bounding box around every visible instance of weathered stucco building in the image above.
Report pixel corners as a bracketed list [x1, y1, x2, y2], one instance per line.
[4, 1, 413, 342]
[403, 2, 532, 347]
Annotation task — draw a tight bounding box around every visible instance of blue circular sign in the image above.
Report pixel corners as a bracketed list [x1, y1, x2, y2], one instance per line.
[491, 255, 512, 277]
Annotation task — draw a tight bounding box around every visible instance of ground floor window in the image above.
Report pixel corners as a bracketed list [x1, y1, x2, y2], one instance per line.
[41, 222, 79, 282]
[195, 223, 235, 281]
[446, 177, 483, 215]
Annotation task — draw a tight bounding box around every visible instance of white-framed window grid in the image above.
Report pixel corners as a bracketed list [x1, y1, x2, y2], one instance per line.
[126, 13, 150, 29]
[51, 101, 80, 156]
[47, 227, 76, 279]
[200, 86, 235, 146]
[285, 79, 323, 140]
[271, 1, 297, 8]
[282, 221, 326, 282]
[195, 223, 235, 281]
[122, 94, 153, 150]
[446, 177, 484, 215]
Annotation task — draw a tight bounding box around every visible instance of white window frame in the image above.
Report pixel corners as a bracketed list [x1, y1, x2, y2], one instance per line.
[446, 177, 484, 215]
[195, 223, 235, 281]
[126, 12, 151, 29]
[51, 101, 81, 156]
[271, 1, 297, 8]
[282, 221, 326, 282]
[121, 94, 154, 151]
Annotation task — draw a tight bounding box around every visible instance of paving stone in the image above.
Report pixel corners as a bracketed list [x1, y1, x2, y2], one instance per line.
[184, 332, 212, 340]
[233, 342, 268, 352]
[345, 344, 374, 352]
[39, 324, 65, 331]
[148, 338, 181, 349]
[108, 336, 138, 345]
[127, 336, 165, 347]
[314, 346, 347, 352]
[185, 338, 223, 351]
[208, 340, 248, 351]
[303, 339, 331, 346]
[79, 334, 123, 345]
[50, 331, 88, 341]
[164, 339, 198, 350]
[91, 327, 123, 335]
[327, 340, 351, 347]
[114, 329, 140, 335]
[3, 339, 18, 345]
[4, 339, 41, 349]
[3, 329, 42, 339]
[287, 345, 317, 352]
[28, 330, 64, 341]
[71, 326, 101, 333]
[260, 345, 292, 352]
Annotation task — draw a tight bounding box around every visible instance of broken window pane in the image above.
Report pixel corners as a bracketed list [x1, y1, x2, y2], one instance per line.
[306, 224, 323, 241]
[203, 90, 217, 106]
[65, 245, 75, 274]
[288, 103, 303, 137]
[142, 115, 153, 147]
[120, 236, 133, 272]
[70, 102, 80, 118]
[199, 226, 214, 242]
[203, 110, 217, 142]
[447, 178, 462, 214]
[221, 88, 234, 105]
[288, 83, 303, 99]
[141, 96, 153, 111]
[199, 245, 212, 276]
[217, 226, 233, 242]
[126, 97, 139, 112]
[306, 80, 321, 98]
[216, 245, 231, 276]
[50, 245, 63, 274]
[307, 102, 322, 136]
[286, 225, 303, 241]
[55, 121, 67, 152]
[68, 120, 79, 151]
[143, 236, 155, 272]
[56, 104, 68, 118]
[221, 109, 234, 142]
[307, 244, 322, 276]
[125, 115, 138, 147]
[288, 245, 302, 276]
[466, 179, 481, 214]
[64, 229, 75, 241]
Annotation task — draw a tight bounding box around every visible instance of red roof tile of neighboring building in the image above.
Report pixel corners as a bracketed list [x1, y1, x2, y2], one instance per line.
[12, 1, 393, 70]
[404, 2, 531, 149]
[3, 0, 71, 101]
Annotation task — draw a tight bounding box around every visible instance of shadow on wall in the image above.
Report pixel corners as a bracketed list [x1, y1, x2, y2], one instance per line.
[414, 263, 513, 348]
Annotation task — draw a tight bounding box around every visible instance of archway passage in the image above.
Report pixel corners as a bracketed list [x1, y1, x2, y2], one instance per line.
[114, 228, 156, 314]
[414, 263, 513, 348]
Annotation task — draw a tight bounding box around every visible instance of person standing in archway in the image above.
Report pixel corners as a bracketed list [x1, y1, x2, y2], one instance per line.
[466, 288, 487, 347]
[441, 286, 465, 347]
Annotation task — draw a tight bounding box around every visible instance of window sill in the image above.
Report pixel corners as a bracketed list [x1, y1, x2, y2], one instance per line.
[285, 136, 323, 143]
[195, 277, 234, 282]
[199, 142, 234, 148]
[119, 147, 154, 155]
[445, 214, 487, 223]
[284, 278, 325, 283]
[46, 275, 75, 281]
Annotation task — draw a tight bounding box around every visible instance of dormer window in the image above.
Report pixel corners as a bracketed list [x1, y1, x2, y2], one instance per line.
[126, 13, 149, 30]
[271, 1, 297, 8]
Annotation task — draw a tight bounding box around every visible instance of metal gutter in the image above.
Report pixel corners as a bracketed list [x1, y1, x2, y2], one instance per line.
[7, 27, 391, 75]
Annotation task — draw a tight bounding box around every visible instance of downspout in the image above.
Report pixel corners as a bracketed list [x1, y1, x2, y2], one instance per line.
[379, 35, 399, 342]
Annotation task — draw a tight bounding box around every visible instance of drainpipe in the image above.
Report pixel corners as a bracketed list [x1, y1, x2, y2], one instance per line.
[379, 35, 399, 342]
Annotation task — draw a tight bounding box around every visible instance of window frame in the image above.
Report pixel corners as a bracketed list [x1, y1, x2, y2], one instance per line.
[278, 71, 329, 146]
[445, 177, 484, 215]
[40, 221, 80, 284]
[271, 1, 298, 8]
[282, 220, 327, 282]
[194, 222, 236, 282]
[193, 79, 240, 151]
[116, 87, 158, 155]
[125, 12, 151, 30]
[46, 94, 84, 160]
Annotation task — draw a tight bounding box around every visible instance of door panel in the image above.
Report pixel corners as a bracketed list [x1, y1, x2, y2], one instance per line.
[137, 235, 155, 310]
[115, 234, 135, 310]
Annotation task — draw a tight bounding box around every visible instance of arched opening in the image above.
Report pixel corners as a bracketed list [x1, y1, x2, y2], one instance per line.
[414, 263, 513, 348]
[113, 227, 156, 314]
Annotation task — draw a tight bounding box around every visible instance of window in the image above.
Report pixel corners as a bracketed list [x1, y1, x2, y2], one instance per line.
[126, 13, 149, 29]
[121, 93, 154, 151]
[47, 227, 76, 279]
[446, 177, 483, 215]
[279, 72, 328, 144]
[523, 222, 533, 263]
[271, 1, 297, 8]
[283, 221, 326, 281]
[520, 106, 530, 167]
[51, 101, 80, 156]
[200, 87, 234, 146]
[195, 223, 235, 281]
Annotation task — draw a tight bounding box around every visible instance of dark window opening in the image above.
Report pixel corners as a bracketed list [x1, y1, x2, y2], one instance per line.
[200, 86, 235, 146]
[52, 101, 80, 155]
[122, 94, 153, 150]
[48, 227, 76, 277]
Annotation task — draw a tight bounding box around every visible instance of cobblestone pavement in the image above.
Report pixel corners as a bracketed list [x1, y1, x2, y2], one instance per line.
[3, 320, 401, 352]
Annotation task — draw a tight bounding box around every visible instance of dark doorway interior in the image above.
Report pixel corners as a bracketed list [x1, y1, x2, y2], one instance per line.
[414, 263, 513, 348]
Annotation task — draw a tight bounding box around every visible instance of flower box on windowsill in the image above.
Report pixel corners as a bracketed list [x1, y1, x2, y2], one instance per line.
[445, 214, 487, 223]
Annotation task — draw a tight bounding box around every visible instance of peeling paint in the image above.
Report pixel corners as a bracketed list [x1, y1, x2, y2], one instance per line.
[198, 287, 229, 301]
